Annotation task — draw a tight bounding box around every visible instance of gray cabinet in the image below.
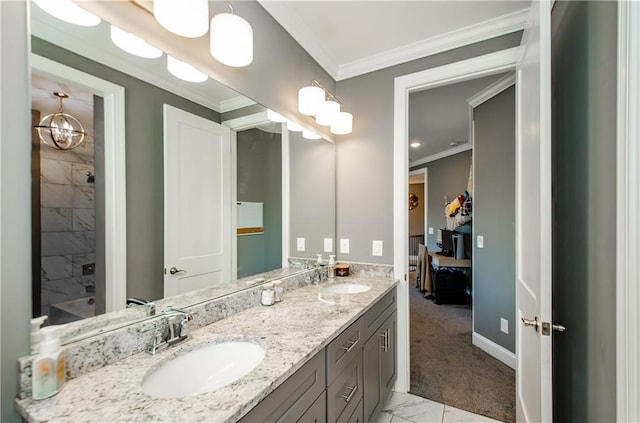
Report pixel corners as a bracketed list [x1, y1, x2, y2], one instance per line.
[239, 287, 397, 423]
[239, 349, 326, 423]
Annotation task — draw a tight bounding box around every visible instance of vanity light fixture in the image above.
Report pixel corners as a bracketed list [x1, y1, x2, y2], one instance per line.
[302, 130, 321, 140]
[297, 80, 353, 134]
[210, 2, 253, 67]
[154, 0, 209, 38]
[110, 25, 163, 59]
[167, 55, 208, 83]
[267, 109, 287, 123]
[35, 92, 87, 150]
[33, 0, 101, 27]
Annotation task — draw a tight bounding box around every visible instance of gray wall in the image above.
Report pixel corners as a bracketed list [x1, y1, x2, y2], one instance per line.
[335, 32, 523, 264]
[290, 133, 336, 258]
[1, 2, 31, 421]
[411, 151, 472, 253]
[472, 86, 516, 353]
[408, 183, 424, 237]
[236, 128, 282, 278]
[552, 1, 617, 421]
[32, 37, 221, 303]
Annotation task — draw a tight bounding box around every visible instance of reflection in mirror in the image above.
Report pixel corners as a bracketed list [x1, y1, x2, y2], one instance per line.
[28, 1, 336, 343]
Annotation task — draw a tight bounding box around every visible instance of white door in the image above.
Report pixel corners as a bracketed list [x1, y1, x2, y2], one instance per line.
[516, 1, 553, 421]
[163, 105, 231, 297]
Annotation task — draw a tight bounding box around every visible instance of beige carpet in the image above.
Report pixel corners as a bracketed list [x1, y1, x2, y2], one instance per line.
[409, 273, 515, 423]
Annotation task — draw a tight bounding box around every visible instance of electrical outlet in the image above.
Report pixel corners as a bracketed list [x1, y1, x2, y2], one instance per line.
[372, 240, 383, 257]
[501, 318, 509, 334]
[340, 238, 350, 254]
[477, 235, 484, 248]
[428, 227, 434, 235]
[297, 237, 305, 252]
[324, 238, 333, 253]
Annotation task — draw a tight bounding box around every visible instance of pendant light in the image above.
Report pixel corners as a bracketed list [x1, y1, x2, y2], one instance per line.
[167, 56, 208, 82]
[154, 0, 209, 38]
[110, 25, 162, 59]
[315, 100, 340, 126]
[210, 3, 253, 67]
[33, 0, 101, 27]
[35, 92, 87, 150]
[330, 111, 353, 135]
[298, 86, 325, 116]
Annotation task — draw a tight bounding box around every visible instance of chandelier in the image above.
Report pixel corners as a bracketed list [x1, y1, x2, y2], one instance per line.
[35, 92, 87, 150]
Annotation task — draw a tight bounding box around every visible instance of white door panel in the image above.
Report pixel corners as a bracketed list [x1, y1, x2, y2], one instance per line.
[516, 0, 553, 421]
[164, 105, 231, 298]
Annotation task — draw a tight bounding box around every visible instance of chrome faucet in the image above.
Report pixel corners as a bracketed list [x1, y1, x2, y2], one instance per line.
[126, 297, 156, 316]
[146, 308, 193, 355]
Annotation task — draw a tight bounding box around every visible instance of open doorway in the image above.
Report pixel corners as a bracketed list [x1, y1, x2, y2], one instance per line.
[404, 69, 517, 422]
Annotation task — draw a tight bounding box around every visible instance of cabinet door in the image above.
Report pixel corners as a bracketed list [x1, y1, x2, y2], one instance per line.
[363, 329, 382, 422]
[380, 312, 397, 402]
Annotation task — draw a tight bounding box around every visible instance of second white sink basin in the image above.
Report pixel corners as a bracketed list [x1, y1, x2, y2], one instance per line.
[325, 282, 371, 294]
[142, 341, 265, 398]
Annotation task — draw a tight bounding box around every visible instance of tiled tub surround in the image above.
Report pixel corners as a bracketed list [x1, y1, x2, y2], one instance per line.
[16, 274, 397, 422]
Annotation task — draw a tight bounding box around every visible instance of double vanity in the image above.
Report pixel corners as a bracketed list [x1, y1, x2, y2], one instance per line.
[15, 266, 397, 423]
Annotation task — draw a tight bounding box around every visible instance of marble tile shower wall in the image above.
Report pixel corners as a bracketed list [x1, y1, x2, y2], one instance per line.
[40, 129, 96, 319]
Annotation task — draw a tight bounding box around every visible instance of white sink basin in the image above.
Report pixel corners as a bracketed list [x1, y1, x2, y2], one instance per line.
[142, 341, 265, 398]
[325, 282, 371, 294]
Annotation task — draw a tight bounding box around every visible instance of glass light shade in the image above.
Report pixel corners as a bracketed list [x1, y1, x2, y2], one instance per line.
[210, 13, 253, 67]
[315, 100, 340, 126]
[110, 26, 162, 59]
[302, 130, 321, 140]
[33, 0, 101, 26]
[36, 112, 86, 150]
[330, 112, 353, 135]
[167, 56, 208, 82]
[286, 121, 303, 132]
[267, 109, 287, 123]
[298, 86, 325, 116]
[154, 0, 209, 38]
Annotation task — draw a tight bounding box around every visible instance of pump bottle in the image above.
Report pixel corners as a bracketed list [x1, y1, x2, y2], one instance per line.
[32, 326, 66, 400]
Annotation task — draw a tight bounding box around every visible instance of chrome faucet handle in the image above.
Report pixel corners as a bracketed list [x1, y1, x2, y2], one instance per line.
[126, 298, 156, 316]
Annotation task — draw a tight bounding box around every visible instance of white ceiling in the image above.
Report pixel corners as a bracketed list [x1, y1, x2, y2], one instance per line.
[259, 1, 530, 80]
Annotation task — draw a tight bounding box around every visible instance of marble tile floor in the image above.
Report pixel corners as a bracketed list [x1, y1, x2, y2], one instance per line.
[375, 392, 503, 423]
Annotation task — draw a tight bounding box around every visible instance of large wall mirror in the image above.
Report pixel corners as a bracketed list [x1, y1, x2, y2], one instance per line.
[29, 1, 336, 340]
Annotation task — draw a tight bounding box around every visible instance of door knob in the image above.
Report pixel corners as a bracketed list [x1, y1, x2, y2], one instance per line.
[168, 267, 186, 275]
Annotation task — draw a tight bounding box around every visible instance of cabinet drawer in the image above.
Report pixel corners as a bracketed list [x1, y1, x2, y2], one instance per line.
[346, 398, 364, 423]
[239, 350, 326, 423]
[362, 288, 397, 341]
[326, 317, 363, 385]
[327, 350, 363, 423]
[297, 391, 326, 423]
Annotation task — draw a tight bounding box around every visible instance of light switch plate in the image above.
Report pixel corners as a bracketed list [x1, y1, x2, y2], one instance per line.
[296, 237, 305, 252]
[428, 227, 434, 235]
[340, 239, 350, 254]
[324, 238, 333, 253]
[372, 240, 383, 257]
[477, 235, 484, 248]
[501, 318, 509, 334]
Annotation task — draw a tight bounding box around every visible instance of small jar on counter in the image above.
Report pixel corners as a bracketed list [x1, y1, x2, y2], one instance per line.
[261, 283, 275, 306]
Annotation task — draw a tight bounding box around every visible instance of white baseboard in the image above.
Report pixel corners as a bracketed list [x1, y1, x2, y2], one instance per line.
[472, 332, 516, 369]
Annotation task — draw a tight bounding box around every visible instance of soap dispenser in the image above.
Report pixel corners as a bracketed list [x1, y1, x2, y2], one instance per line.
[32, 325, 66, 400]
[30, 315, 48, 354]
[327, 255, 336, 278]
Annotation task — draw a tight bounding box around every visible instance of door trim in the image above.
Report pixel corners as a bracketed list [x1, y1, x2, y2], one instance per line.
[393, 47, 520, 392]
[617, 2, 640, 421]
[31, 54, 127, 313]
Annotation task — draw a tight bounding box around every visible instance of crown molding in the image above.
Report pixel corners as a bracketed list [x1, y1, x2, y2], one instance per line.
[219, 96, 257, 114]
[337, 8, 528, 81]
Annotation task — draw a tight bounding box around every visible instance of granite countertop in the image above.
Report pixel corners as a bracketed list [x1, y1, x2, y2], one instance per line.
[16, 276, 397, 423]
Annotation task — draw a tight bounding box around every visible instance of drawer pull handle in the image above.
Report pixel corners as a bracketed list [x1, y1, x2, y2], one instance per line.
[342, 339, 359, 352]
[340, 384, 358, 403]
[379, 330, 389, 352]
